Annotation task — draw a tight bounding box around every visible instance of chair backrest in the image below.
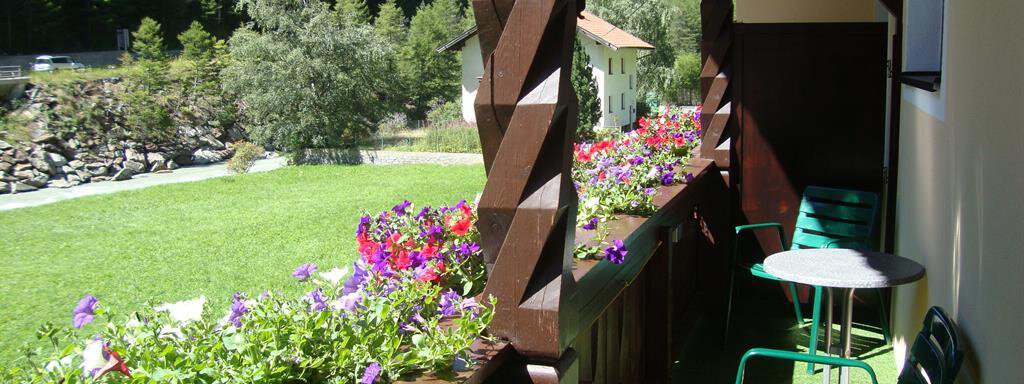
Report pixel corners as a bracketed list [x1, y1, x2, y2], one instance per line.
[898, 306, 964, 384]
[790, 186, 879, 250]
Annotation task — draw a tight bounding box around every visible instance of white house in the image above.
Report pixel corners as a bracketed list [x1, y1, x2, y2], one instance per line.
[438, 11, 654, 129]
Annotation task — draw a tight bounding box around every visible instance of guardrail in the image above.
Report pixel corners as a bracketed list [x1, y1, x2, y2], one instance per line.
[0, 66, 23, 79]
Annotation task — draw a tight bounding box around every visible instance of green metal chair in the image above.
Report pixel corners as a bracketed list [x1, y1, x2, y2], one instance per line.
[725, 186, 891, 373]
[734, 306, 963, 384]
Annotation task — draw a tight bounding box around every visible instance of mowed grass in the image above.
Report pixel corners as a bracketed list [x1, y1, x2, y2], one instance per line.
[0, 164, 485, 360]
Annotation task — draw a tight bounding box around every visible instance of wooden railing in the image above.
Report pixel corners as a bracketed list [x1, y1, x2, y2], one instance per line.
[699, 0, 734, 181]
[435, 1, 735, 382]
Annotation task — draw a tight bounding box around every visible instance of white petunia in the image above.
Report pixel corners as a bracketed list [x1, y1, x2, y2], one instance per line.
[319, 267, 350, 285]
[44, 354, 74, 372]
[155, 296, 206, 324]
[80, 339, 106, 377]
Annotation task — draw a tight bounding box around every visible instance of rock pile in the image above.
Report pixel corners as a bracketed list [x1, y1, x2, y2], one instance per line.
[1, 79, 246, 194]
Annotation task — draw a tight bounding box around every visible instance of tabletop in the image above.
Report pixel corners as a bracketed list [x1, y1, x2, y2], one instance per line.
[763, 248, 925, 288]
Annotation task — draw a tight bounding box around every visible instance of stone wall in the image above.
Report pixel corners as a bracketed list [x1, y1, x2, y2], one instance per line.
[1, 78, 244, 194]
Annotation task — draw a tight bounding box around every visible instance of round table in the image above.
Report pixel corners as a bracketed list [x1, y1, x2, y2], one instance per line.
[764, 249, 925, 384]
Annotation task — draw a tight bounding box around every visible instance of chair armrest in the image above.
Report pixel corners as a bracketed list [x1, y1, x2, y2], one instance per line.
[823, 237, 874, 250]
[734, 348, 879, 384]
[735, 222, 784, 235]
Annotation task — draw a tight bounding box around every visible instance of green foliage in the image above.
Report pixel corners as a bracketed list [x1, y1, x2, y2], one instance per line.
[375, 0, 408, 46]
[413, 125, 480, 153]
[572, 38, 602, 142]
[398, 0, 468, 118]
[589, 0, 677, 103]
[668, 51, 701, 105]
[426, 100, 461, 123]
[337, 0, 372, 25]
[667, 0, 701, 54]
[224, 0, 400, 153]
[132, 17, 166, 61]
[178, 21, 217, 61]
[227, 141, 264, 174]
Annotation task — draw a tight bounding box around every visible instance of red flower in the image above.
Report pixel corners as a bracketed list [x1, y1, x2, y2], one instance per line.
[639, 117, 650, 129]
[449, 217, 472, 236]
[97, 345, 132, 379]
[459, 203, 473, 218]
[393, 250, 412, 270]
[421, 244, 439, 260]
[576, 150, 592, 162]
[674, 136, 686, 147]
[418, 267, 440, 282]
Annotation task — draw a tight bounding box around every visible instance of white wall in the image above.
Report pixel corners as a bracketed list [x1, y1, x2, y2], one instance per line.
[459, 36, 484, 123]
[892, 1, 1024, 383]
[459, 32, 641, 129]
[734, 0, 879, 23]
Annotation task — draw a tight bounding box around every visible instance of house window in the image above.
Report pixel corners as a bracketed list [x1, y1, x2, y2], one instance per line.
[902, 0, 944, 91]
[629, 75, 633, 90]
[607, 96, 613, 113]
[621, 93, 625, 111]
[620, 58, 625, 74]
[608, 58, 613, 74]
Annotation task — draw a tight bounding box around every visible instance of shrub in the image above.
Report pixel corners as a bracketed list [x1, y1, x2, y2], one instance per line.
[132, 17, 165, 61]
[223, 0, 400, 153]
[227, 141, 263, 174]
[425, 100, 461, 124]
[572, 38, 601, 141]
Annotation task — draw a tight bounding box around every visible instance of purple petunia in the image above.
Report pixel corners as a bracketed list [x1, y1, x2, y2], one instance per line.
[308, 288, 328, 312]
[361, 362, 382, 384]
[684, 172, 695, 183]
[292, 263, 317, 281]
[357, 215, 371, 236]
[644, 187, 656, 196]
[660, 171, 675, 185]
[229, 292, 249, 327]
[438, 290, 461, 317]
[343, 262, 368, 294]
[604, 240, 628, 264]
[582, 217, 599, 231]
[338, 291, 363, 312]
[392, 200, 412, 216]
[72, 295, 98, 328]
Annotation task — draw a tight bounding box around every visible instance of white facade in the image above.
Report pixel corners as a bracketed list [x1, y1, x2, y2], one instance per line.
[458, 32, 641, 129]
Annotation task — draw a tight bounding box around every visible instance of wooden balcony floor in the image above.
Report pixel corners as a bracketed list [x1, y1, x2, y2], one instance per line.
[671, 288, 897, 383]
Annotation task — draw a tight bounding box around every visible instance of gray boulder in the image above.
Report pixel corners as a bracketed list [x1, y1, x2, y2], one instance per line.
[23, 174, 50, 188]
[87, 166, 108, 177]
[11, 182, 38, 193]
[28, 155, 52, 174]
[47, 179, 74, 188]
[45, 152, 68, 167]
[146, 152, 166, 165]
[0, 183, 9, 194]
[112, 168, 133, 181]
[124, 160, 146, 173]
[68, 159, 85, 169]
[0, 161, 11, 174]
[192, 149, 223, 164]
[166, 160, 179, 170]
[150, 162, 168, 173]
[0, 140, 12, 150]
[125, 148, 147, 165]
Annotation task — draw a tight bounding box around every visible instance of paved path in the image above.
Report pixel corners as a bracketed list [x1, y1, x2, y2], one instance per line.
[0, 151, 483, 211]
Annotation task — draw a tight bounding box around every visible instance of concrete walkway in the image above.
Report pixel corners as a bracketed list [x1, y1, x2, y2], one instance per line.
[0, 156, 287, 211]
[0, 151, 483, 211]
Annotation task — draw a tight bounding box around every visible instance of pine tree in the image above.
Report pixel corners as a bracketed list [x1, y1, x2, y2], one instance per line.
[398, 0, 465, 117]
[337, 0, 371, 25]
[374, 0, 407, 46]
[178, 21, 216, 61]
[572, 38, 601, 141]
[132, 17, 166, 61]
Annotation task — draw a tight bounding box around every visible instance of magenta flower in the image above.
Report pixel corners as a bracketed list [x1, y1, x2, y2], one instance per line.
[604, 240, 628, 264]
[292, 263, 317, 281]
[72, 295, 98, 328]
[362, 362, 382, 384]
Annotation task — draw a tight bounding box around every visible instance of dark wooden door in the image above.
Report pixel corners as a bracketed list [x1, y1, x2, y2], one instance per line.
[733, 23, 888, 261]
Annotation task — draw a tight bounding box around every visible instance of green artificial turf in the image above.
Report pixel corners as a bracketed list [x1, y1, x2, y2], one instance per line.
[0, 164, 485, 360]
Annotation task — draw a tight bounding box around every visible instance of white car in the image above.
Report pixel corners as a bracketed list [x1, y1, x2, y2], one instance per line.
[31, 55, 85, 72]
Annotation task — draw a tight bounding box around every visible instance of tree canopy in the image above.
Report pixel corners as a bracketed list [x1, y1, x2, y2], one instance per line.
[223, 0, 400, 153]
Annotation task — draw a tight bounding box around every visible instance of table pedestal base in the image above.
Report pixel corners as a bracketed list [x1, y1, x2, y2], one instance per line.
[821, 287, 857, 384]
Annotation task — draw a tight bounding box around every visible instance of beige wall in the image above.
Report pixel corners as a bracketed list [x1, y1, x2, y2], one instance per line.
[892, 1, 1024, 383]
[735, 0, 880, 23]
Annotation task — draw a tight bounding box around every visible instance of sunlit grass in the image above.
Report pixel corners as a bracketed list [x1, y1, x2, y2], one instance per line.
[0, 164, 485, 360]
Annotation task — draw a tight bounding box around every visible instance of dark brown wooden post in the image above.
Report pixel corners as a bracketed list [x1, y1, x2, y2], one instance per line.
[471, 0, 582, 381]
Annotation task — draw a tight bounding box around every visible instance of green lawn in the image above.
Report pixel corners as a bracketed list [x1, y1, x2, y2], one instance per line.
[0, 164, 485, 360]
